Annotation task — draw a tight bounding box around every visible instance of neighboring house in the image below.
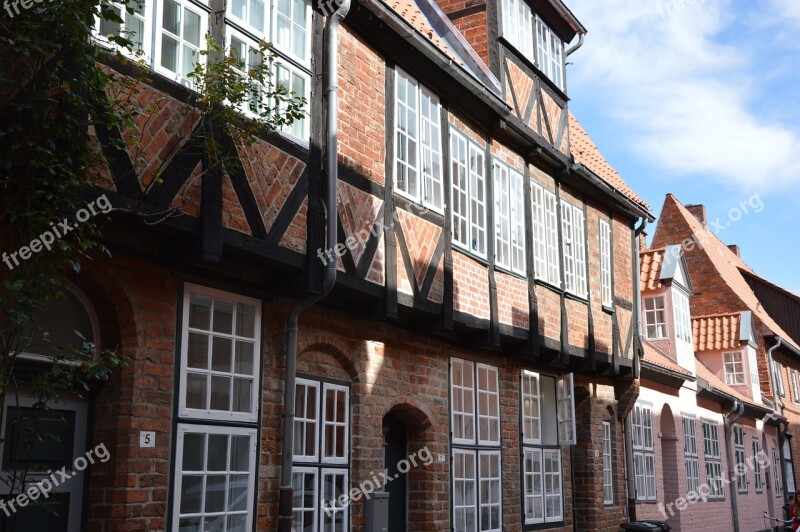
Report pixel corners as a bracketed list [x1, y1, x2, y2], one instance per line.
[648, 194, 800, 525]
[636, 244, 779, 532]
[0, 1, 656, 532]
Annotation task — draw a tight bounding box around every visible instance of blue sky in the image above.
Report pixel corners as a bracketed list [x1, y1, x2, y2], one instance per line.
[565, 0, 800, 295]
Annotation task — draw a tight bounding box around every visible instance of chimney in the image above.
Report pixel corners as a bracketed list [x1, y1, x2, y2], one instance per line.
[728, 244, 741, 257]
[685, 204, 707, 227]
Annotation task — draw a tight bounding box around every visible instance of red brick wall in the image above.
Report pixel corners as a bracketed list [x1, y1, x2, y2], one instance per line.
[433, 0, 489, 65]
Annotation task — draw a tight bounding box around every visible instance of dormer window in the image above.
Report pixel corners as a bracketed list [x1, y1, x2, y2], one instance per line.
[535, 17, 564, 90]
[673, 290, 692, 343]
[501, 0, 534, 58]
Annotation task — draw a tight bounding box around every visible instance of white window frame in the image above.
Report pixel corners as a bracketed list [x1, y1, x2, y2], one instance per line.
[477, 450, 502, 532]
[294, 378, 320, 462]
[273, 0, 312, 65]
[602, 421, 613, 505]
[753, 439, 763, 492]
[673, 289, 692, 343]
[394, 69, 444, 212]
[599, 219, 612, 307]
[172, 423, 258, 531]
[522, 448, 563, 525]
[228, 0, 268, 37]
[644, 295, 667, 340]
[556, 373, 576, 445]
[792, 369, 800, 402]
[734, 425, 747, 493]
[683, 415, 700, 497]
[773, 446, 782, 495]
[452, 449, 478, 532]
[531, 183, 560, 285]
[702, 420, 724, 499]
[493, 161, 525, 274]
[535, 16, 564, 90]
[560, 200, 586, 297]
[451, 358, 476, 445]
[501, 0, 534, 58]
[521, 370, 542, 445]
[154, 0, 209, 87]
[632, 403, 656, 501]
[775, 361, 786, 397]
[291, 466, 318, 532]
[723, 351, 746, 386]
[94, 0, 152, 60]
[476, 363, 501, 446]
[179, 284, 262, 423]
[450, 130, 487, 258]
[783, 439, 795, 493]
[274, 59, 311, 142]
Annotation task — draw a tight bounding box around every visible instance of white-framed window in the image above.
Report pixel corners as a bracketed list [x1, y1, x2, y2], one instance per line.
[753, 439, 763, 492]
[560, 200, 586, 297]
[179, 285, 262, 422]
[521, 370, 572, 525]
[501, 0, 533, 58]
[602, 421, 613, 506]
[95, 0, 151, 58]
[451, 359, 502, 532]
[274, 0, 311, 64]
[557, 373, 576, 445]
[683, 415, 700, 497]
[734, 425, 747, 493]
[632, 403, 656, 501]
[535, 17, 564, 90]
[274, 60, 310, 140]
[155, 0, 208, 86]
[599, 219, 612, 307]
[702, 420, 724, 499]
[644, 296, 667, 339]
[531, 183, 560, 285]
[229, 0, 267, 36]
[450, 130, 487, 257]
[493, 161, 525, 274]
[673, 289, 692, 343]
[773, 446, 782, 495]
[792, 369, 800, 402]
[723, 351, 745, 385]
[775, 361, 786, 397]
[394, 69, 443, 211]
[783, 438, 795, 493]
[173, 424, 258, 530]
[292, 378, 350, 532]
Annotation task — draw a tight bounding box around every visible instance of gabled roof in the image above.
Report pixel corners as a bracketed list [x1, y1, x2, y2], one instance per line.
[641, 341, 692, 378]
[640, 248, 665, 292]
[692, 312, 743, 353]
[568, 113, 651, 212]
[741, 268, 800, 348]
[656, 195, 800, 353]
[640, 245, 692, 293]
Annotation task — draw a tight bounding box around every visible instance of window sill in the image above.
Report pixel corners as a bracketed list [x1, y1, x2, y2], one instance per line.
[494, 263, 527, 280]
[452, 243, 489, 266]
[602, 305, 615, 315]
[392, 189, 444, 218]
[564, 291, 589, 305]
[533, 278, 562, 294]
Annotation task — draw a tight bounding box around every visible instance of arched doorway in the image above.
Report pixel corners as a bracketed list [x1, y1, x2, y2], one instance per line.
[383, 413, 408, 531]
[660, 404, 680, 531]
[0, 284, 99, 531]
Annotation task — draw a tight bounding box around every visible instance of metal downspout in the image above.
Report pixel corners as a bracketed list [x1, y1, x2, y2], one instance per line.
[277, 1, 350, 530]
[723, 400, 744, 532]
[767, 337, 792, 514]
[565, 33, 585, 56]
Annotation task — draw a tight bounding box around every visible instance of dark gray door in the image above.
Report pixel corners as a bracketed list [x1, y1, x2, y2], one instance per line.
[383, 414, 407, 532]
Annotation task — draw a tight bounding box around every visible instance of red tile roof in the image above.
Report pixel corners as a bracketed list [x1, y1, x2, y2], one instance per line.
[383, 0, 459, 63]
[640, 248, 665, 292]
[663, 195, 800, 353]
[642, 341, 692, 378]
[568, 113, 650, 212]
[695, 360, 762, 410]
[692, 312, 742, 352]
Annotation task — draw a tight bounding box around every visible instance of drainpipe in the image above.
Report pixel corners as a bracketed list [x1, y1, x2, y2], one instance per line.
[768, 337, 793, 514]
[779, 420, 791, 515]
[768, 338, 783, 417]
[723, 400, 744, 532]
[565, 33, 585, 56]
[624, 218, 648, 520]
[277, 1, 350, 530]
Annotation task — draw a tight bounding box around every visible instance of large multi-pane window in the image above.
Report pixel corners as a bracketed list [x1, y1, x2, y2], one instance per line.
[753, 439, 764, 492]
[451, 359, 501, 532]
[775, 362, 786, 397]
[683, 415, 700, 497]
[792, 369, 800, 402]
[292, 378, 350, 532]
[520, 370, 574, 525]
[734, 425, 747, 493]
[783, 439, 796, 493]
[531, 183, 559, 285]
[493, 162, 525, 274]
[450, 131, 487, 257]
[501, 0, 533, 58]
[173, 284, 262, 530]
[535, 17, 564, 89]
[560, 200, 586, 297]
[723, 352, 745, 385]
[395, 70, 444, 211]
[95, 0, 149, 54]
[599, 219, 612, 307]
[673, 290, 692, 343]
[602, 421, 613, 506]
[631, 403, 656, 501]
[773, 446, 782, 495]
[644, 296, 667, 339]
[702, 420, 724, 499]
[156, 0, 207, 83]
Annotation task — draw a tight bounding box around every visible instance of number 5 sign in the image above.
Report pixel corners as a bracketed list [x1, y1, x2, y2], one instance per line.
[140, 431, 156, 448]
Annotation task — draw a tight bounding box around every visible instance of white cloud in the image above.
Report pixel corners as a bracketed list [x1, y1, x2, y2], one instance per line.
[567, 0, 800, 191]
[774, 0, 800, 27]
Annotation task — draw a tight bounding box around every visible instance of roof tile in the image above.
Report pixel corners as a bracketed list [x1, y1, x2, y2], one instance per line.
[642, 341, 692, 378]
[692, 312, 742, 352]
[640, 248, 665, 292]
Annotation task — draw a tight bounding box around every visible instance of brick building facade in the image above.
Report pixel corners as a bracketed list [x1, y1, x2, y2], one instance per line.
[1, 0, 659, 531]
